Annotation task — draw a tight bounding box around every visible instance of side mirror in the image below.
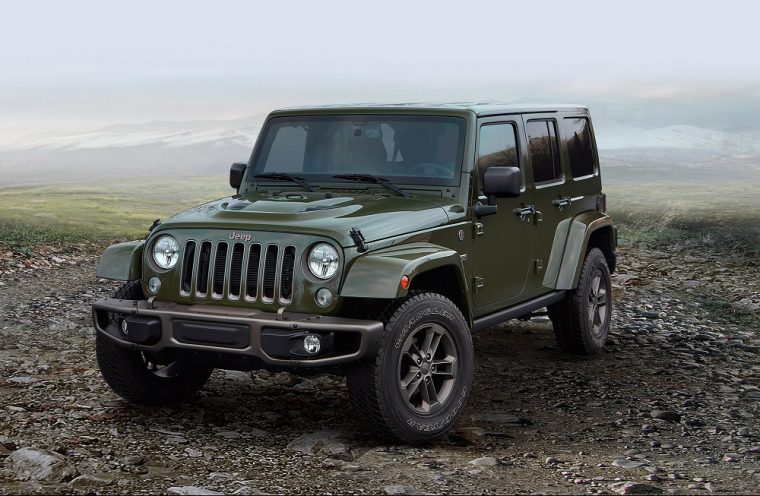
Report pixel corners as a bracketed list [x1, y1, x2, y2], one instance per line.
[482, 166, 521, 198]
[230, 162, 247, 190]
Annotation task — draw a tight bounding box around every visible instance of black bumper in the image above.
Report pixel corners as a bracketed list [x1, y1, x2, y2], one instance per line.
[92, 298, 384, 367]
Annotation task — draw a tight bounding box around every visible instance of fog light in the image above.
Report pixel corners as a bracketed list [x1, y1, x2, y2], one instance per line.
[315, 288, 333, 308]
[303, 334, 321, 355]
[148, 277, 161, 295]
[120, 319, 128, 335]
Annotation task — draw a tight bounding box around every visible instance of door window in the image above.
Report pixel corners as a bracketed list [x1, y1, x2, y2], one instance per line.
[526, 120, 562, 185]
[564, 117, 595, 178]
[478, 123, 520, 173]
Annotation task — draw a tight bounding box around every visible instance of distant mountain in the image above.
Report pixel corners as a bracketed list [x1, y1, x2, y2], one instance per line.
[0, 116, 264, 187]
[1, 117, 758, 187]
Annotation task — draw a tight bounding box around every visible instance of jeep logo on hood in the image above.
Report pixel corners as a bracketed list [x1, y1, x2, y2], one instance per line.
[229, 231, 252, 242]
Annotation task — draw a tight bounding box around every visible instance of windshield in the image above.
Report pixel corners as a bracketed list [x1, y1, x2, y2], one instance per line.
[246, 114, 466, 187]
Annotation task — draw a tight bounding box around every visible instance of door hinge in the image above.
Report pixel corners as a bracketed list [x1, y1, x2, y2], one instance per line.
[534, 259, 544, 274]
[474, 223, 485, 237]
[473, 277, 485, 289]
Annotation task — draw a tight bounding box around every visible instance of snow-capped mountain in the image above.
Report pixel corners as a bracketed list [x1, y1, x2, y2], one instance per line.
[1, 117, 758, 187]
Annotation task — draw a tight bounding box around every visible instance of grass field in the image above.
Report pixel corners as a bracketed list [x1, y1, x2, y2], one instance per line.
[0, 176, 758, 259]
[0, 176, 229, 253]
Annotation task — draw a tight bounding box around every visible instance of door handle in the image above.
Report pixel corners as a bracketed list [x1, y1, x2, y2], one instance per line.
[552, 196, 572, 210]
[513, 205, 535, 221]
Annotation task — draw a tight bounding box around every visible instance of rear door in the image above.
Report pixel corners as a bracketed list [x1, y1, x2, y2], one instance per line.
[522, 114, 573, 296]
[471, 117, 535, 315]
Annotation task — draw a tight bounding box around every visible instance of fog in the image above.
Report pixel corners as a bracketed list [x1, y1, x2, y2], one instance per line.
[1, 0, 759, 143]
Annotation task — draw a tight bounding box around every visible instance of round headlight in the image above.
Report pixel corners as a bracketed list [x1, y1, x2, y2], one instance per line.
[152, 235, 179, 270]
[307, 243, 339, 280]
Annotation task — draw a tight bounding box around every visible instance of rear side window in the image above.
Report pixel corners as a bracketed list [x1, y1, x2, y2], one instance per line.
[526, 120, 561, 184]
[478, 123, 520, 171]
[565, 117, 595, 178]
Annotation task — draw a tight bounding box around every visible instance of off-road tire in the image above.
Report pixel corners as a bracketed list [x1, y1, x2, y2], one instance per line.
[346, 292, 473, 443]
[548, 247, 612, 355]
[97, 281, 213, 406]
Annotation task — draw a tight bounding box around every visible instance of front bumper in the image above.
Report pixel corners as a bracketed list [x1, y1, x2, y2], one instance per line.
[92, 298, 383, 367]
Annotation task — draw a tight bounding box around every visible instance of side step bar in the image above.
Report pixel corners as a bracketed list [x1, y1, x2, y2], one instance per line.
[471, 291, 566, 333]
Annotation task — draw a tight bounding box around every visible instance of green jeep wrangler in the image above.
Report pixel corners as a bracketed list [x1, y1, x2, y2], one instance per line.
[92, 103, 617, 443]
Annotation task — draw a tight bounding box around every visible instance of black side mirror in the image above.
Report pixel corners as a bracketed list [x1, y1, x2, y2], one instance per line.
[482, 166, 521, 198]
[230, 162, 247, 190]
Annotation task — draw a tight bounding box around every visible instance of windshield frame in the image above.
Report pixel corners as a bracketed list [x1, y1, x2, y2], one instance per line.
[244, 114, 468, 189]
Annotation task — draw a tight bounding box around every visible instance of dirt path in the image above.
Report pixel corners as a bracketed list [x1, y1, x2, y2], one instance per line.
[0, 246, 758, 494]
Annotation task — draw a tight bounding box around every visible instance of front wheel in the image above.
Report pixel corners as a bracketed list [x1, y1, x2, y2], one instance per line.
[347, 292, 473, 443]
[96, 281, 213, 405]
[548, 247, 613, 355]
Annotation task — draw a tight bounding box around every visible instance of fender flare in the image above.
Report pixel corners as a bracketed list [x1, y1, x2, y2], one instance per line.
[543, 212, 615, 290]
[340, 242, 471, 318]
[96, 241, 144, 281]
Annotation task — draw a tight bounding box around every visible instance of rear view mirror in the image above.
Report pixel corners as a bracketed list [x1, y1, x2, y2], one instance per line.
[482, 166, 521, 198]
[230, 162, 247, 190]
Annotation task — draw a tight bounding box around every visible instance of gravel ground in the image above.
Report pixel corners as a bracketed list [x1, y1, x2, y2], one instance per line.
[0, 244, 758, 494]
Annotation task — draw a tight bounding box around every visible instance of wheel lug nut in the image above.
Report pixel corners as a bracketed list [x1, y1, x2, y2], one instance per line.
[426, 354, 431, 361]
[416, 372, 421, 379]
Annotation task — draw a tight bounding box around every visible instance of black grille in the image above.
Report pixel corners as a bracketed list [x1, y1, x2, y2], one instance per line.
[212, 243, 228, 296]
[180, 239, 294, 303]
[196, 242, 212, 295]
[229, 243, 244, 298]
[280, 246, 296, 301]
[246, 244, 261, 299]
[262, 245, 279, 301]
[181, 241, 195, 294]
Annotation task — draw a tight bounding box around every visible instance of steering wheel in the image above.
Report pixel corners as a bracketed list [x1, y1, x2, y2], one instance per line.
[407, 162, 454, 177]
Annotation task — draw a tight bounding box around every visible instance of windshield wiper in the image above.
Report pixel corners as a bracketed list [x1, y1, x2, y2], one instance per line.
[332, 174, 409, 197]
[254, 173, 317, 192]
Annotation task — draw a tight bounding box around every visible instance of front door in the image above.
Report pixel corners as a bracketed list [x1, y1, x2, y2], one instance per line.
[472, 118, 535, 315]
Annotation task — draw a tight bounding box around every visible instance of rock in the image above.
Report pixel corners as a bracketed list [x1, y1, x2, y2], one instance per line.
[68, 474, 113, 490]
[469, 456, 499, 467]
[612, 458, 645, 469]
[4, 448, 77, 482]
[609, 481, 663, 494]
[286, 431, 350, 460]
[383, 484, 420, 495]
[167, 486, 223, 495]
[650, 410, 681, 422]
[545, 456, 559, 465]
[722, 453, 741, 462]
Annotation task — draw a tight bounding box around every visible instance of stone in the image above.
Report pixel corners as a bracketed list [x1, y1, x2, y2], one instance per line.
[167, 486, 223, 495]
[612, 458, 645, 469]
[4, 448, 77, 482]
[609, 481, 663, 494]
[650, 410, 681, 422]
[68, 474, 113, 490]
[383, 485, 419, 495]
[286, 431, 350, 460]
[469, 456, 499, 467]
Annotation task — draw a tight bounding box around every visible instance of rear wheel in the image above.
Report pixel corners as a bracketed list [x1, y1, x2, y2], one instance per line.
[96, 281, 213, 405]
[347, 292, 473, 443]
[548, 248, 612, 355]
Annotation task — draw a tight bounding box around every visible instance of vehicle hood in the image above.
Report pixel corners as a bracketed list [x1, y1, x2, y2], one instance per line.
[156, 191, 466, 247]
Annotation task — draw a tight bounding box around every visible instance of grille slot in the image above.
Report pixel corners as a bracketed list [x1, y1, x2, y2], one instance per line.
[196, 241, 212, 295]
[280, 246, 296, 302]
[181, 241, 196, 294]
[229, 243, 245, 298]
[212, 243, 228, 296]
[262, 245, 279, 301]
[246, 244, 262, 299]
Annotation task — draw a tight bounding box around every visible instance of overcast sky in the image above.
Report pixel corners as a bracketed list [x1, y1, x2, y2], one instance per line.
[1, 0, 759, 141]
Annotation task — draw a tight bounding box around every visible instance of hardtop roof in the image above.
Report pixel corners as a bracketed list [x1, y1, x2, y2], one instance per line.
[271, 102, 589, 117]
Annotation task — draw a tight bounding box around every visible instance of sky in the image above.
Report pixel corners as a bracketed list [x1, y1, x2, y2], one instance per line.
[1, 0, 760, 142]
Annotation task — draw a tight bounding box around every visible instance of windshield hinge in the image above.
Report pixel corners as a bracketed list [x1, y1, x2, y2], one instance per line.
[349, 227, 369, 253]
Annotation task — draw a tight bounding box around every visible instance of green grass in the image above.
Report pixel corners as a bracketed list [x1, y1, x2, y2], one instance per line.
[0, 176, 230, 252]
[1, 177, 758, 260]
[606, 182, 760, 260]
